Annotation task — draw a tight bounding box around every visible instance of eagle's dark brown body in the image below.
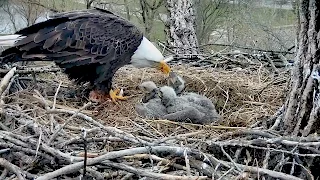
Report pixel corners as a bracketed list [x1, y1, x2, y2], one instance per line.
[0, 8, 143, 92]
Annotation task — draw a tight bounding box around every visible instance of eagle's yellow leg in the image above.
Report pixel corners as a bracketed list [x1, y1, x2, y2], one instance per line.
[89, 89, 129, 103]
[109, 89, 128, 103]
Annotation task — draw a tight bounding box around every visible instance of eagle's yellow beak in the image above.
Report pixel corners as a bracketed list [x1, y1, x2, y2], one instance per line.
[159, 60, 171, 75]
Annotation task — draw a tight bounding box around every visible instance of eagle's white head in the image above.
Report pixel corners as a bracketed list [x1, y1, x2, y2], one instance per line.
[130, 37, 171, 74]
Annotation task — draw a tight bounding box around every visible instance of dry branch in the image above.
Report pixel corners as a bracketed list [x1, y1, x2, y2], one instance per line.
[0, 158, 25, 180]
[0, 66, 60, 75]
[102, 160, 208, 180]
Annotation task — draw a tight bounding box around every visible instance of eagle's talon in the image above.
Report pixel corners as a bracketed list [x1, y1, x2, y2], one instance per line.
[109, 89, 128, 103]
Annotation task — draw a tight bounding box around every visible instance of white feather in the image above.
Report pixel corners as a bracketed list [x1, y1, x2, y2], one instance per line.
[130, 37, 164, 68]
[0, 35, 25, 46]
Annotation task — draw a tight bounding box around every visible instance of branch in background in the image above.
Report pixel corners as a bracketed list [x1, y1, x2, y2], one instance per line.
[200, 43, 294, 55]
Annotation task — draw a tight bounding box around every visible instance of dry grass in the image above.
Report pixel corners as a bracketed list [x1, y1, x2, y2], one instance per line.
[3, 64, 289, 140]
[11, 64, 287, 139]
[111, 64, 288, 125]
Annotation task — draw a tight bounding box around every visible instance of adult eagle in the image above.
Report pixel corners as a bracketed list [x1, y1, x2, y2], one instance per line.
[0, 8, 171, 103]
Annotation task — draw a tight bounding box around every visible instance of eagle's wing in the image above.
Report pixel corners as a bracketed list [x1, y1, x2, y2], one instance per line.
[9, 9, 143, 69]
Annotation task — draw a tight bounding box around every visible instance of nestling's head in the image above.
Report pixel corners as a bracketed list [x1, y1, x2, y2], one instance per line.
[130, 37, 171, 75]
[138, 81, 158, 92]
[168, 71, 185, 94]
[159, 86, 177, 105]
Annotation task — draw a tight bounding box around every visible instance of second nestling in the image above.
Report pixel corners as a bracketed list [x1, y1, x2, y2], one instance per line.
[135, 72, 220, 124]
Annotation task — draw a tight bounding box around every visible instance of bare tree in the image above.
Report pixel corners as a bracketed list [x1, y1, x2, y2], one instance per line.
[193, 0, 229, 44]
[1, 0, 45, 32]
[278, 0, 320, 136]
[85, 0, 96, 9]
[165, 0, 199, 55]
[138, 0, 164, 38]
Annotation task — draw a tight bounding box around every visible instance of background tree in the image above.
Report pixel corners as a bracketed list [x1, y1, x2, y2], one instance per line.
[138, 0, 164, 38]
[280, 0, 320, 136]
[193, 0, 229, 45]
[1, 0, 45, 32]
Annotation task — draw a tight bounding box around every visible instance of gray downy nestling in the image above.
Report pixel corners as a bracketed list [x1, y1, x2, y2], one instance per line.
[158, 86, 207, 124]
[138, 81, 161, 103]
[135, 81, 167, 119]
[168, 71, 185, 95]
[159, 86, 220, 124]
[167, 71, 220, 122]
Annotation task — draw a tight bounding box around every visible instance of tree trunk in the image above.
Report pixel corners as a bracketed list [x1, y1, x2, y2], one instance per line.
[165, 0, 199, 55]
[282, 0, 320, 136]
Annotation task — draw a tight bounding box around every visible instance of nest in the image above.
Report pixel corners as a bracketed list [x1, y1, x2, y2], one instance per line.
[2, 64, 317, 180]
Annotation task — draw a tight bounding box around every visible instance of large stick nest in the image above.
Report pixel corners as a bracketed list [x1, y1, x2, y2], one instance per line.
[0, 62, 318, 180]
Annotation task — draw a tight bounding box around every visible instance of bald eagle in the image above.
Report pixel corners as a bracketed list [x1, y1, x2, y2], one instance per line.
[0, 8, 171, 102]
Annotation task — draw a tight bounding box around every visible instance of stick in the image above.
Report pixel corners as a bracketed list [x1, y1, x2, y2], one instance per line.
[0, 67, 60, 75]
[102, 160, 207, 180]
[0, 67, 16, 95]
[47, 108, 152, 146]
[48, 102, 92, 144]
[220, 145, 241, 172]
[35, 146, 195, 180]
[124, 154, 187, 171]
[0, 67, 16, 112]
[265, 53, 279, 73]
[198, 43, 294, 54]
[230, 162, 303, 180]
[184, 149, 191, 176]
[0, 158, 25, 180]
[81, 127, 87, 178]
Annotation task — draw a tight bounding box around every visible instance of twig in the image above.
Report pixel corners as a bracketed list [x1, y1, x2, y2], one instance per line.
[81, 127, 87, 178]
[48, 102, 92, 144]
[183, 149, 191, 176]
[0, 66, 60, 75]
[0, 169, 8, 180]
[217, 167, 235, 180]
[79, 167, 105, 180]
[146, 119, 246, 130]
[0, 158, 25, 180]
[31, 95, 93, 115]
[124, 154, 187, 171]
[0, 148, 10, 154]
[49, 81, 62, 132]
[220, 159, 304, 180]
[0, 67, 16, 95]
[0, 74, 18, 104]
[34, 128, 42, 160]
[0, 142, 54, 161]
[52, 81, 62, 110]
[101, 160, 207, 180]
[0, 67, 16, 112]
[265, 53, 279, 73]
[47, 108, 152, 146]
[220, 145, 241, 172]
[208, 140, 320, 157]
[120, 173, 134, 180]
[35, 146, 197, 180]
[198, 43, 294, 54]
[262, 145, 271, 169]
